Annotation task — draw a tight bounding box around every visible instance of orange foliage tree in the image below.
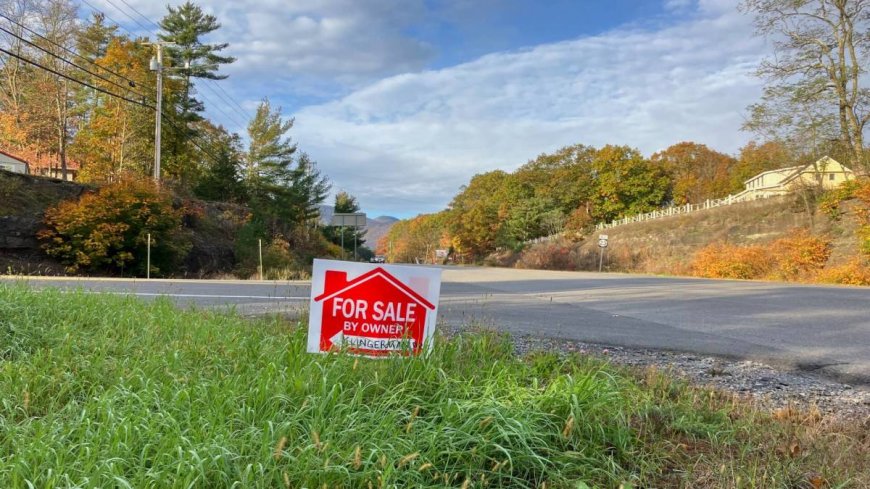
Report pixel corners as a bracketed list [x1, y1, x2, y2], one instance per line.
[650, 141, 739, 205]
[39, 178, 191, 275]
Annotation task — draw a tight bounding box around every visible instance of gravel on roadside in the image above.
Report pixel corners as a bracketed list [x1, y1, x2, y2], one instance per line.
[443, 327, 870, 421]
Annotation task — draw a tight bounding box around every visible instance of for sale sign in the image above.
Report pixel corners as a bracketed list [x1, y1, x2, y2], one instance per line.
[307, 259, 442, 356]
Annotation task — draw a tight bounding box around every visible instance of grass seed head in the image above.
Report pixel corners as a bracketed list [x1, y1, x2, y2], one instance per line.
[460, 477, 470, 489]
[562, 415, 575, 438]
[398, 452, 419, 467]
[479, 415, 493, 429]
[283, 472, 290, 488]
[419, 462, 433, 471]
[273, 436, 288, 460]
[353, 446, 362, 469]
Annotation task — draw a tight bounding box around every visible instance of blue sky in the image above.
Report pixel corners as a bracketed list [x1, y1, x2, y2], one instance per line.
[85, 0, 765, 218]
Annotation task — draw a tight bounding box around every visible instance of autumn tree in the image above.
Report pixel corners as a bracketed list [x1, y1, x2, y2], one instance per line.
[742, 0, 870, 174]
[71, 38, 155, 182]
[2, 0, 80, 178]
[383, 212, 450, 264]
[447, 170, 510, 257]
[591, 145, 670, 222]
[0, 0, 33, 147]
[651, 141, 739, 204]
[732, 140, 792, 188]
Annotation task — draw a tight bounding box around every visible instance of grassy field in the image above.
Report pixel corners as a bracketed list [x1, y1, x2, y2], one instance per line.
[0, 284, 867, 488]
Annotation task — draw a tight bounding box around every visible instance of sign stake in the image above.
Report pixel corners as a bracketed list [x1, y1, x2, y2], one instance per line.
[258, 238, 263, 281]
[146, 233, 151, 279]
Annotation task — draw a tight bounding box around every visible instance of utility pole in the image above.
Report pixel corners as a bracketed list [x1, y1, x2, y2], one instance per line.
[150, 44, 164, 183]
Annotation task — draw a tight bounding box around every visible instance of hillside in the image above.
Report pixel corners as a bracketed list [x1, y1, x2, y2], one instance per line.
[514, 193, 865, 276]
[0, 169, 247, 276]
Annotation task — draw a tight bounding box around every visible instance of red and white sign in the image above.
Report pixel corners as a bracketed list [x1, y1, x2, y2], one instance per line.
[307, 259, 442, 356]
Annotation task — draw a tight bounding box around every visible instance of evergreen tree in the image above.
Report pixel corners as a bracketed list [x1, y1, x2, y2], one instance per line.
[76, 12, 117, 60]
[158, 1, 236, 185]
[324, 191, 367, 257]
[193, 123, 246, 202]
[244, 99, 329, 233]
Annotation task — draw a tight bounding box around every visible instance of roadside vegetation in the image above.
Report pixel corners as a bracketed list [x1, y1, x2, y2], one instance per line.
[0, 1, 371, 278]
[1, 284, 867, 487]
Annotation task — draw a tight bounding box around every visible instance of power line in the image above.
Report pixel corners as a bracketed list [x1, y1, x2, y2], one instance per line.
[101, 0, 156, 35]
[79, 0, 143, 40]
[196, 80, 249, 128]
[116, 0, 162, 32]
[80, 0, 253, 129]
[0, 23, 149, 100]
[203, 78, 252, 121]
[0, 11, 139, 90]
[0, 45, 149, 107]
[0, 36, 232, 170]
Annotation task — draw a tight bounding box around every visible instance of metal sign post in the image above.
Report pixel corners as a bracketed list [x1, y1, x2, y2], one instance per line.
[331, 212, 367, 261]
[598, 234, 608, 272]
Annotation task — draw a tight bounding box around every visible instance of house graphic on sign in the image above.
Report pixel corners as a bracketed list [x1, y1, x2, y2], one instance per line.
[313, 267, 436, 354]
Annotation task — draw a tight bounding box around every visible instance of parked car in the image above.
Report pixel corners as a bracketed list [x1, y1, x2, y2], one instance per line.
[370, 255, 386, 263]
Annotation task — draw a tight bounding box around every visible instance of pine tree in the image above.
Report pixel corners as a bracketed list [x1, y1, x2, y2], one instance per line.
[244, 99, 329, 233]
[158, 1, 236, 185]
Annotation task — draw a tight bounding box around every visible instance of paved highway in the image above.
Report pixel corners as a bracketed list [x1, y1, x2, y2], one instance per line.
[2, 267, 869, 384]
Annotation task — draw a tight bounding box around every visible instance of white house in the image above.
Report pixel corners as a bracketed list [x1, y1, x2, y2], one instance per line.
[0, 150, 29, 174]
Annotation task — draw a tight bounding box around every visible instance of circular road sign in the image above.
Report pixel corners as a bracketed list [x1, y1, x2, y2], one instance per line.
[598, 238, 608, 248]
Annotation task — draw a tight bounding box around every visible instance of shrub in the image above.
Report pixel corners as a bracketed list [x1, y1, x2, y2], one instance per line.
[39, 178, 190, 275]
[692, 229, 832, 281]
[853, 179, 870, 257]
[816, 259, 870, 286]
[516, 240, 579, 270]
[817, 179, 861, 220]
[691, 243, 771, 279]
[234, 222, 335, 279]
[768, 228, 832, 280]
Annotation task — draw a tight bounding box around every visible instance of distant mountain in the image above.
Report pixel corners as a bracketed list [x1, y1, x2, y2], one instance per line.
[318, 205, 398, 250]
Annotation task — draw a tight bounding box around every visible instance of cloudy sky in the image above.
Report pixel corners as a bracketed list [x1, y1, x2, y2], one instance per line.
[84, 0, 768, 218]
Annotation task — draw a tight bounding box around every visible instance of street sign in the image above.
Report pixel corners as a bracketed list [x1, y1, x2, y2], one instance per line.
[331, 212, 367, 227]
[599, 234, 608, 240]
[435, 249, 448, 258]
[307, 259, 442, 357]
[598, 239, 608, 248]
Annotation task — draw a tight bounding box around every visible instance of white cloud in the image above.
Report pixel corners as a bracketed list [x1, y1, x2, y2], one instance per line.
[292, 3, 767, 216]
[91, 0, 435, 83]
[85, 1, 769, 218]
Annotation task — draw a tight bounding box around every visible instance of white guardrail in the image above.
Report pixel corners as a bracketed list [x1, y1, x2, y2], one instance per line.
[523, 191, 780, 245]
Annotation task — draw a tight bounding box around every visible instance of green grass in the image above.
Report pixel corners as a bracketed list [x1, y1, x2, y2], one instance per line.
[0, 284, 867, 488]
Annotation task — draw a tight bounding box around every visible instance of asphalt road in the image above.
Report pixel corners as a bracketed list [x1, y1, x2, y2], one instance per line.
[3, 267, 869, 384]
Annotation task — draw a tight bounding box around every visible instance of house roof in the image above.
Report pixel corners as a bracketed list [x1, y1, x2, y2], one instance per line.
[0, 147, 81, 171]
[314, 267, 436, 309]
[742, 165, 802, 185]
[0, 149, 29, 164]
